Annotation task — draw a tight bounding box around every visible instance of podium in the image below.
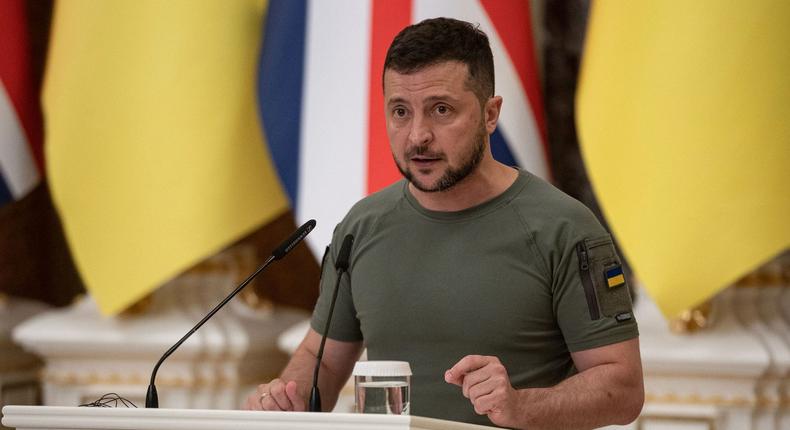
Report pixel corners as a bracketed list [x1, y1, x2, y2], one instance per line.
[1, 406, 498, 430]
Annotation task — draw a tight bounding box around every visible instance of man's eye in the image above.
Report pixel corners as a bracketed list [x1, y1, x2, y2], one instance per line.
[435, 105, 450, 115]
[393, 108, 407, 117]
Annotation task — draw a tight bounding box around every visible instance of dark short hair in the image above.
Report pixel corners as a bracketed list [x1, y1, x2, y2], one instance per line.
[383, 17, 495, 103]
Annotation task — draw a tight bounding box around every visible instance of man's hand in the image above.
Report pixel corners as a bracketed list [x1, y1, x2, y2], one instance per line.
[445, 355, 523, 428]
[444, 339, 643, 430]
[240, 329, 363, 413]
[243, 378, 306, 411]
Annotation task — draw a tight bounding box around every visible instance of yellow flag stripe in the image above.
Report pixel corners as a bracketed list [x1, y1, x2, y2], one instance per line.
[44, 0, 288, 315]
[577, 1, 790, 317]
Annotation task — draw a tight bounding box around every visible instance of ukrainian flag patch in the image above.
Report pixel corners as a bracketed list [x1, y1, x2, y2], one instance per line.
[605, 266, 626, 288]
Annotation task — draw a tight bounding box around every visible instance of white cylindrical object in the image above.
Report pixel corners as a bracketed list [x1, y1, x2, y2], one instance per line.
[352, 361, 411, 415]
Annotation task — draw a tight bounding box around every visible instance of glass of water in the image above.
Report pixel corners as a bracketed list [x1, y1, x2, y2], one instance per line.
[352, 361, 411, 415]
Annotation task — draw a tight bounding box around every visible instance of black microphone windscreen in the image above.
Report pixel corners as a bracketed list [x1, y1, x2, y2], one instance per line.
[335, 234, 354, 271]
[272, 219, 316, 260]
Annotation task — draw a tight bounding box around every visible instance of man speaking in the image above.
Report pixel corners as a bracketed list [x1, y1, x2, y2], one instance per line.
[245, 17, 643, 429]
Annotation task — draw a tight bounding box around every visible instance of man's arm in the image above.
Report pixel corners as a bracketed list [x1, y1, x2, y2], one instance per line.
[244, 328, 363, 412]
[445, 337, 643, 430]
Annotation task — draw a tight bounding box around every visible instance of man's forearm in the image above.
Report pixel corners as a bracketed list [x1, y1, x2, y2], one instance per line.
[279, 344, 345, 411]
[278, 330, 362, 412]
[278, 344, 319, 394]
[514, 362, 644, 430]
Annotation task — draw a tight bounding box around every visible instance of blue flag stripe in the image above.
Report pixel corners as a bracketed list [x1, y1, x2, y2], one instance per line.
[258, 0, 308, 206]
[490, 128, 518, 167]
[0, 174, 12, 206]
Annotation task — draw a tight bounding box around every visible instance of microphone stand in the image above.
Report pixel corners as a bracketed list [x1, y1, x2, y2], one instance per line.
[146, 219, 315, 408]
[308, 234, 353, 412]
[146, 254, 275, 408]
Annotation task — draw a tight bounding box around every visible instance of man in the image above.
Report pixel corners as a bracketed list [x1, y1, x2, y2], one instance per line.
[245, 18, 643, 429]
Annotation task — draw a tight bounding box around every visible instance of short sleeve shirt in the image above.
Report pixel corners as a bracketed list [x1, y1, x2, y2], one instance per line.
[311, 169, 638, 426]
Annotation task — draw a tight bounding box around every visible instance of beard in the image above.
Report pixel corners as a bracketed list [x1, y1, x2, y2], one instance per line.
[394, 121, 487, 193]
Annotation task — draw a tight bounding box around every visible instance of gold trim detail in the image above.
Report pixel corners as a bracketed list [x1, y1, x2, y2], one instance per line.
[734, 250, 790, 286]
[41, 369, 249, 389]
[119, 293, 153, 316]
[645, 392, 753, 407]
[645, 371, 759, 380]
[669, 301, 713, 334]
[646, 392, 786, 408]
[638, 414, 715, 430]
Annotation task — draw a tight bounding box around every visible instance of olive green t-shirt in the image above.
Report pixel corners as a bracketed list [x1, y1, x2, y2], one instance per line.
[311, 169, 638, 426]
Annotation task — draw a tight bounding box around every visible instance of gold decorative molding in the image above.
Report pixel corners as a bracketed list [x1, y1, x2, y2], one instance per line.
[665, 250, 789, 333]
[41, 368, 271, 390]
[755, 396, 782, 408]
[734, 271, 765, 288]
[119, 293, 154, 317]
[669, 301, 713, 334]
[637, 414, 716, 430]
[645, 392, 753, 407]
[644, 371, 759, 380]
[734, 250, 790, 287]
[646, 391, 788, 409]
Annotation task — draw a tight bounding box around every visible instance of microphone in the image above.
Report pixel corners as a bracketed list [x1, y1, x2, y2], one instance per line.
[145, 219, 316, 408]
[309, 233, 354, 412]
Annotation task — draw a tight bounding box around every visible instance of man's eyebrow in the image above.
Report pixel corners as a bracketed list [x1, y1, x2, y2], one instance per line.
[424, 94, 461, 103]
[386, 94, 461, 105]
[387, 96, 408, 106]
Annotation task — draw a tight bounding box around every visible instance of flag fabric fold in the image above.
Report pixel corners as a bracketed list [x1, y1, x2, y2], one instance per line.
[45, 0, 288, 316]
[577, 1, 790, 317]
[0, 0, 43, 207]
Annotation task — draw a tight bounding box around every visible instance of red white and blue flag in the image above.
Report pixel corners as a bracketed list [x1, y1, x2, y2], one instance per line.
[0, 0, 43, 207]
[258, 0, 549, 253]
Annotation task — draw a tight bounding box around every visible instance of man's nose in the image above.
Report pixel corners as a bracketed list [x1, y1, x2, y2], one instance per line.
[407, 115, 432, 146]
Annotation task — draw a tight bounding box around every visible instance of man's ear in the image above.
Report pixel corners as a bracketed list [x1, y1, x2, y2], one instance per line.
[485, 96, 503, 134]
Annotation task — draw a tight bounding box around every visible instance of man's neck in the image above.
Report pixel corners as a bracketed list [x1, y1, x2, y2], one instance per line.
[408, 161, 519, 212]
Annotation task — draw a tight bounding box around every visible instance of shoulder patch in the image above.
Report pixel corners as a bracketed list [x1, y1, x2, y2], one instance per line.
[576, 237, 634, 320]
[605, 265, 626, 288]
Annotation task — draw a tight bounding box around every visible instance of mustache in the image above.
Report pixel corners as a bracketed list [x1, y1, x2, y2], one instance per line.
[406, 146, 445, 160]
